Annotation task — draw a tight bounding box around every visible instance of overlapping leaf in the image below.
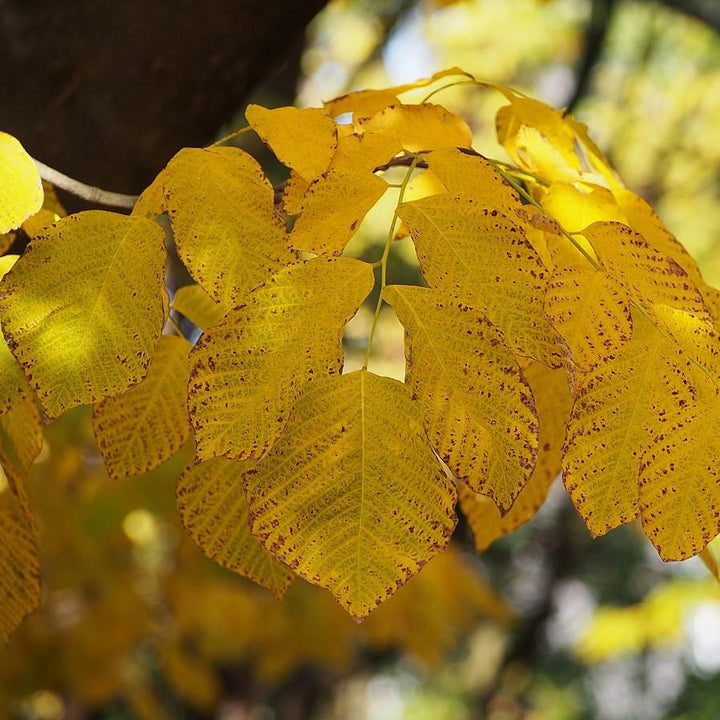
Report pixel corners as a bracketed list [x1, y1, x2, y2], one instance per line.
[244, 370, 457, 619]
[171, 284, 224, 331]
[246, 104, 337, 182]
[544, 264, 633, 370]
[0, 211, 166, 418]
[189, 257, 374, 461]
[459, 362, 572, 551]
[399, 195, 563, 367]
[0, 132, 43, 234]
[161, 146, 296, 309]
[177, 457, 294, 597]
[385, 285, 537, 512]
[93, 335, 192, 480]
[562, 312, 703, 538]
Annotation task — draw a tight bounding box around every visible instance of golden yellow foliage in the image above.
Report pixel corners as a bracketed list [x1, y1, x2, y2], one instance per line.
[0, 132, 43, 234]
[244, 370, 457, 618]
[0, 211, 166, 418]
[171, 284, 224, 331]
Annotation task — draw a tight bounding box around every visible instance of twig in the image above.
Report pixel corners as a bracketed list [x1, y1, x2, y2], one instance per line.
[33, 158, 138, 209]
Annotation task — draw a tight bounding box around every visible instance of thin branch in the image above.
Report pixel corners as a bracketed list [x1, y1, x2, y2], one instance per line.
[33, 159, 138, 209]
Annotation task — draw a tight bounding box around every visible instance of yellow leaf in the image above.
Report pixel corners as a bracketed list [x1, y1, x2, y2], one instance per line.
[385, 285, 538, 513]
[584, 222, 710, 321]
[161, 146, 296, 309]
[0, 393, 43, 479]
[176, 457, 294, 597]
[460, 362, 572, 551]
[544, 264, 633, 370]
[171, 284, 224, 331]
[613, 187, 703, 284]
[188, 257, 374, 461]
[541, 183, 626, 233]
[562, 312, 698, 538]
[395, 169, 447, 239]
[282, 170, 310, 215]
[0, 211, 166, 418]
[244, 369, 457, 619]
[398, 195, 563, 367]
[289, 132, 394, 256]
[424, 147, 521, 215]
[358, 103, 472, 153]
[246, 104, 338, 182]
[93, 335, 192, 480]
[0, 473, 40, 643]
[0, 256, 32, 415]
[0, 132, 43, 234]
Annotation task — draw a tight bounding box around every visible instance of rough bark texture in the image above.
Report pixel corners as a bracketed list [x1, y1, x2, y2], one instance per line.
[0, 0, 329, 194]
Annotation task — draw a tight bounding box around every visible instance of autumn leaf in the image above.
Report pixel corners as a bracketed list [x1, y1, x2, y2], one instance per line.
[189, 258, 374, 462]
[171, 285, 224, 331]
[0, 211, 166, 418]
[0, 132, 43, 234]
[244, 370, 457, 619]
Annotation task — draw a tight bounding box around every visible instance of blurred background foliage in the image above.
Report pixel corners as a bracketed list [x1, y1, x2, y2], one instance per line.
[5, 1, 720, 719]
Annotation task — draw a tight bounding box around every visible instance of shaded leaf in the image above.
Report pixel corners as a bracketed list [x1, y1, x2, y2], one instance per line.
[189, 258, 374, 462]
[171, 285, 224, 331]
[399, 195, 562, 367]
[385, 285, 537, 512]
[244, 369, 457, 619]
[0, 211, 166, 418]
[177, 457, 294, 597]
[460, 362, 572, 551]
[93, 335, 192, 480]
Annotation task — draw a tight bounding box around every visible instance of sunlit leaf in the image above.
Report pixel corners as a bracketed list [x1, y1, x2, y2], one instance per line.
[541, 183, 626, 233]
[189, 258, 374, 461]
[161, 146, 296, 309]
[246, 104, 337, 182]
[0, 211, 166, 418]
[0, 132, 43, 234]
[244, 370, 457, 619]
[385, 285, 537, 512]
[93, 335, 192, 480]
[177, 457, 294, 597]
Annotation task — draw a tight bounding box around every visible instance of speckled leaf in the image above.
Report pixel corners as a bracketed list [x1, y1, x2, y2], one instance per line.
[424, 148, 521, 215]
[399, 195, 562, 367]
[544, 265, 633, 370]
[161, 146, 296, 309]
[176, 457, 294, 597]
[244, 370, 457, 619]
[93, 335, 192, 480]
[385, 285, 537, 513]
[246, 104, 337, 181]
[171, 284, 224, 331]
[0, 257, 32, 415]
[584, 222, 710, 321]
[0, 473, 39, 643]
[0, 132, 43, 234]
[189, 257, 374, 462]
[541, 183, 626, 233]
[0, 211, 166, 418]
[562, 312, 697, 537]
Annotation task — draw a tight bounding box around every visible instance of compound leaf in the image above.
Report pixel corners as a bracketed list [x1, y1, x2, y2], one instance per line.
[385, 285, 537, 513]
[189, 257, 374, 462]
[176, 457, 294, 597]
[0, 211, 166, 418]
[244, 370, 457, 619]
[93, 335, 192, 480]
